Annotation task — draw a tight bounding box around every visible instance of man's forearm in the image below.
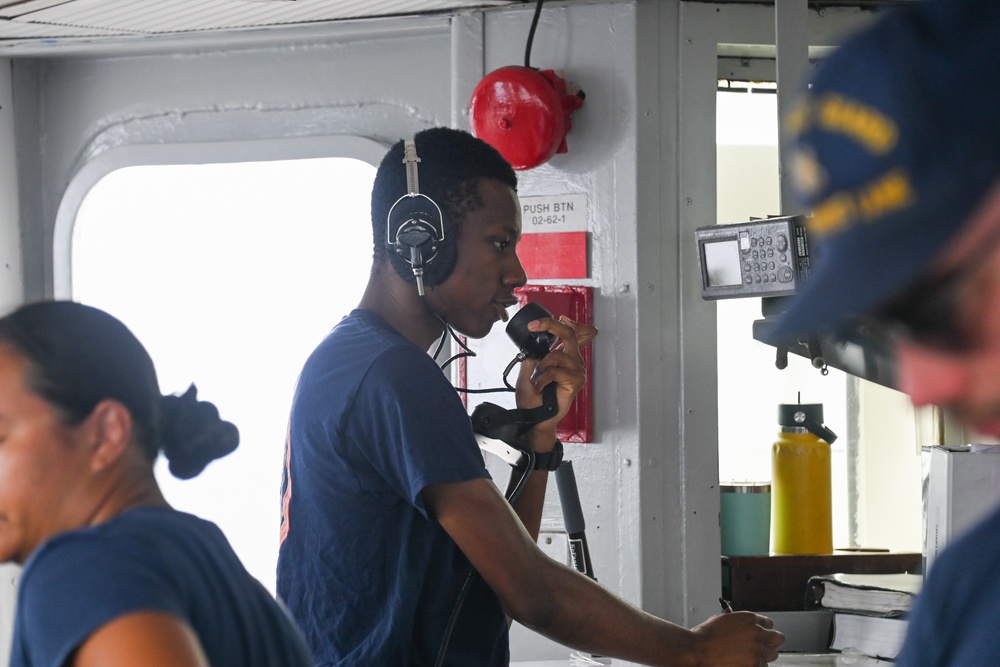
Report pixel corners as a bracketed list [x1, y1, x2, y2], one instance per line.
[507, 427, 559, 541]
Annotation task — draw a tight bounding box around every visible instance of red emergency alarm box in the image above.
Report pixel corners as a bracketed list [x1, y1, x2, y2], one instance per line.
[515, 284, 594, 443]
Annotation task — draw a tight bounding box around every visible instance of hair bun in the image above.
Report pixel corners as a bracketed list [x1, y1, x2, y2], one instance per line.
[159, 384, 239, 479]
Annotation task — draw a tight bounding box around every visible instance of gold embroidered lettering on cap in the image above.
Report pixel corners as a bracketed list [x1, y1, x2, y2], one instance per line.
[809, 192, 858, 236]
[816, 93, 898, 155]
[810, 169, 914, 237]
[790, 148, 826, 199]
[857, 169, 914, 220]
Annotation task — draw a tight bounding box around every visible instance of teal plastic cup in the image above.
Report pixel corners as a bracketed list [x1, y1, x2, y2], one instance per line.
[720, 483, 771, 556]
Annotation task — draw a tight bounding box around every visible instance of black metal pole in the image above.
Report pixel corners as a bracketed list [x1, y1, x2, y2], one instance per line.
[555, 460, 596, 580]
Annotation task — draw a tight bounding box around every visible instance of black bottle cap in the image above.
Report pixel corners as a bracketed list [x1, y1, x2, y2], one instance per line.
[778, 403, 838, 443]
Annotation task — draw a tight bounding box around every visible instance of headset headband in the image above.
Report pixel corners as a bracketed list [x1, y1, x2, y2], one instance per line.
[403, 139, 421, 196]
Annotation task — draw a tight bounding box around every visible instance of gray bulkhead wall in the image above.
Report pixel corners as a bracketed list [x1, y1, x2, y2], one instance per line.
[0, 59, 22, 310]
[476, 1, 730, 637]
[476, 1, 718, 657]
[0, 0, 777, 661]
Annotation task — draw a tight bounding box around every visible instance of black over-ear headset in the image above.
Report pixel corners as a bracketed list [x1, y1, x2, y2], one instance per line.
[385, 139, 455, 296]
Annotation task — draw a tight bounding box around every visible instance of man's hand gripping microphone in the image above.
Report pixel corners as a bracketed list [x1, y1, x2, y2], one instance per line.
[471, 302, 559, 452]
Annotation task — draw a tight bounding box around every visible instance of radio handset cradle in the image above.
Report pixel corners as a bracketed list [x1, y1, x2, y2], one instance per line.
[471, 302, 558, 456]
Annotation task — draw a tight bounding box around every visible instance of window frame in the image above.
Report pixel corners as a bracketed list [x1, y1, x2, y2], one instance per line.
[53, 135, 388, 298]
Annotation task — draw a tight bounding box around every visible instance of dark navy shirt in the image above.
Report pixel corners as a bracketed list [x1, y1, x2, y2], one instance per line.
[277, 309, 508, 666]
[11, 506, 312, 667]
[896, 501, 1000, 667]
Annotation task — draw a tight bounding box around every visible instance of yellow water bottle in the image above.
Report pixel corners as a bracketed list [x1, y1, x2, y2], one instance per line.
[771, 402, 837, 555]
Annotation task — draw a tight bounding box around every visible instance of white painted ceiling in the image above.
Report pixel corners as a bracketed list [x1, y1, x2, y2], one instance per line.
[0, 0, 536, 51]
[0, 1, 900, 55]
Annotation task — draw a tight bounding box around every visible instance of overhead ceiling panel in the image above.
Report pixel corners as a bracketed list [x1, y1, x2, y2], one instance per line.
[10, 0, 519, 32]
[0, 0, 526, 49]
[0, 19, 119, 37]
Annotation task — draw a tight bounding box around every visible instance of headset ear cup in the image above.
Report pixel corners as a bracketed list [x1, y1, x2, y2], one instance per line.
[385, 138, 457, 291]
[385, 210, 420, 284]
[421, 218, 454, 287]
[386, 193, 453, 289]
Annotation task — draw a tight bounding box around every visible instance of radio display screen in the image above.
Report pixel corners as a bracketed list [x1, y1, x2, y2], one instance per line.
[703, 239, 742, 287]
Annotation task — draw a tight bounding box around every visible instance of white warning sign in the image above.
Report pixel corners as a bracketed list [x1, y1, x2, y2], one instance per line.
[520, 194, 588, 233]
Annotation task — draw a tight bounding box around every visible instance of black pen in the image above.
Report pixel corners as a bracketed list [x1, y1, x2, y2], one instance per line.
[719, 597, 734, 613]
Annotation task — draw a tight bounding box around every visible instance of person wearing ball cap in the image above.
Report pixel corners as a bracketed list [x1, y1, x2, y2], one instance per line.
[768, 1, 1000, 665]
[770, 0, 1000, 353]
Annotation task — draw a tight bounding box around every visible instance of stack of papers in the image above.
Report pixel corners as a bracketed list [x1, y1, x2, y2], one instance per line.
[805, 571, 922, 662]
[829, 613, 908, 660]
[808, 572, 921, 616]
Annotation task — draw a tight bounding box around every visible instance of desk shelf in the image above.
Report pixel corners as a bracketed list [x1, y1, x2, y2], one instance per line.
[723, 551, 921, 612]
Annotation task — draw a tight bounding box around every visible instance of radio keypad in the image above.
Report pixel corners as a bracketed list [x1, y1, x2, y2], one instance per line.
[742, 229, 794, 285]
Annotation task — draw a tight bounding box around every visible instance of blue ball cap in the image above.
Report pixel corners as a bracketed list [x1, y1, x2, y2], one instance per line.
[767, 0, 1000, 344]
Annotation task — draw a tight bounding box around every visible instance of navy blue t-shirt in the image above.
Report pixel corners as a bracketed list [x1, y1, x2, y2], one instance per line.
[277, 309, 508, 666]
[896, 501, 1000, 667]
[11, 506, 312, 667]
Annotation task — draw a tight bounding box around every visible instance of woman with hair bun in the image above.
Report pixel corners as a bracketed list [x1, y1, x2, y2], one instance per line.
[0, 300, 312, 667]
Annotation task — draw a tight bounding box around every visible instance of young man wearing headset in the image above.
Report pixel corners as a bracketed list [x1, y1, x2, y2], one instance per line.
[278, 126, 783, 666]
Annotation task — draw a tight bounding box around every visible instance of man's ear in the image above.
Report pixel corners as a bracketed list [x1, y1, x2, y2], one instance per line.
[86, 400, 134, 473]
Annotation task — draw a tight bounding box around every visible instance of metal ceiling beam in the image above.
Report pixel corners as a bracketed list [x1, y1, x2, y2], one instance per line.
[774, 0, 808, 217]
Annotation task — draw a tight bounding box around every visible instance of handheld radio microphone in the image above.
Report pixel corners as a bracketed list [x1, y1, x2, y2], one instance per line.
[505, 301, 556, 361]
[471, 301, 558, 446]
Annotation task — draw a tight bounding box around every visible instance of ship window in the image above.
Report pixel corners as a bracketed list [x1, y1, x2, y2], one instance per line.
[72, 157, 376, 593]
[716, 89, 922, 552]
